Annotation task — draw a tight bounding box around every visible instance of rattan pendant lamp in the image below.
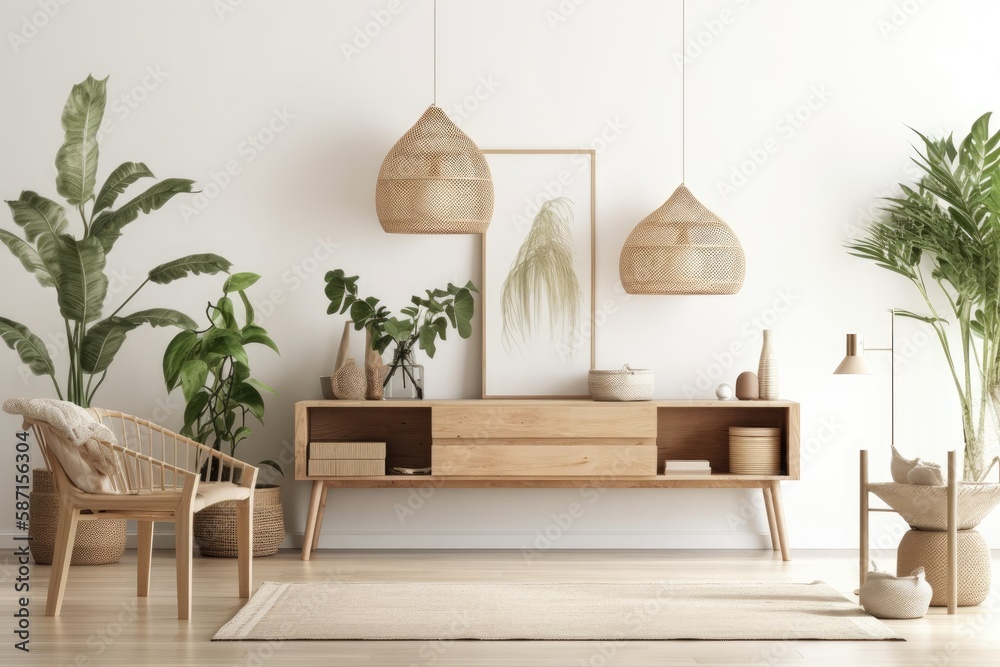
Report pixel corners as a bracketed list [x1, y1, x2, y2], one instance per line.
[618, 1, 745, 294]
[375, 0, 494, 234]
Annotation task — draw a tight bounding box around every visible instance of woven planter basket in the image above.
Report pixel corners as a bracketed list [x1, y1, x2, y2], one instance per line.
[194, 484, 284, 558]
[588, 365, 654, 401]
[897, 529, 991, 606]
[869, 482, 1000, 530]
[29, 468, 126, 566]
[619, 184, 745, 295]
[376, 105, 494, 234]
[858, 565, 933, 619]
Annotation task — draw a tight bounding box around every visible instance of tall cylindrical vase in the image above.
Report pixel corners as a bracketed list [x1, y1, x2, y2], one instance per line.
[757, 329, 778, 400]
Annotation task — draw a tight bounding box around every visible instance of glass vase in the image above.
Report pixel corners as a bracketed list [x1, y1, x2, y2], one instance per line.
[383, 345, 424, 400]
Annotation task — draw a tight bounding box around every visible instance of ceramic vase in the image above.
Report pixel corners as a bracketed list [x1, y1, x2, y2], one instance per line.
[757, 329, 778, 400]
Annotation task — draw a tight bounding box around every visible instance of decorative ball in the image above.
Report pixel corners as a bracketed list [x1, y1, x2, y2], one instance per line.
[715, 383, 733, 400]
[735, 371, 759, 400]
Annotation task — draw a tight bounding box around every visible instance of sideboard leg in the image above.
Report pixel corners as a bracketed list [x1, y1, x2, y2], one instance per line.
[762, 486, 780, 552]
[312, 485, 330, 552]
[302, 480, 324, 561]
[769, 481, 791, 561]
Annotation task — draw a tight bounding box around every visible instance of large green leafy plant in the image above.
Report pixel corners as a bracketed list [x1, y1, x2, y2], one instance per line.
[0, 75, 231, 407]
[324, 269, 477, 398]
[163, 272, 281, 477]
[848, 112, 1000, 481]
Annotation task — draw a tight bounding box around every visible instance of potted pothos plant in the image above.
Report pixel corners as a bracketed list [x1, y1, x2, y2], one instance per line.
[163, 272, 284, 557]
[324, 269, 477, 399]
[848, 113, 1000, 483]
[0, 74, 230, 566]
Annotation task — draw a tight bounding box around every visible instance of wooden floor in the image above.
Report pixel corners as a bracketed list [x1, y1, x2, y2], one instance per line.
[2, 548, 998, 666]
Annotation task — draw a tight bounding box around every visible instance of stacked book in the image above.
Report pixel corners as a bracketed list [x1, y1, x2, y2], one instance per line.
[662, 459, 712, 476]
[308, 441, 386, 476]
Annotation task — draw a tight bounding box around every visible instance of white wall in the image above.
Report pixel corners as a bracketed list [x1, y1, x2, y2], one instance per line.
[1, 0, 998, 552]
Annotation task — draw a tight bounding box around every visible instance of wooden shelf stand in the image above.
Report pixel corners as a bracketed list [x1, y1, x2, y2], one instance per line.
[295, 399, 800, 561]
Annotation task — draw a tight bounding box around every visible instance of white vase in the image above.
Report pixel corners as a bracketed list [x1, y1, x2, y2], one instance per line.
[757, 329, 778, 400]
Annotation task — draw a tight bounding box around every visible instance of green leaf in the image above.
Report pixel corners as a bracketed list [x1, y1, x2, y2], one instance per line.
[453, 288, 475, 339]
[5, 191, 69, 243]
[178, 359, 209, 402]
[223, 272, 260, 293]
[232, 425, 253, 444]
[80, 316, 139, 373]
[203, 328, 248, 366]
[0, 229, 54, 287]
[217, 296, 237, 330]
[126, 308, 197, 330]
[147, 254, 232, 284]
[231, 382, 265, 420]
[258, 459, 284, 477]
[0, 316, 56, 377]
[93, 161, 154, 214]
[54, 234, 108, 324]
[241, 324, 279, 354]
[247, 377, 277, 395]
[418, 324, 438, 358]
[90, 178, 197, 253]
[55, 75, 107, 206]
[163, 330, 198, 389]
[323, 270, 357, 313]
[182, 390, 210, 437]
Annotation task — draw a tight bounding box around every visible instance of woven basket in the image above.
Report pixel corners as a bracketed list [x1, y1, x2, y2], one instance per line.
[194, 485, 284, 558]
[588, 365, 654, 401]
[619, 184, 745, 295]
[897, 529, 991, 606]
[869, 482, 1000, 530]
[376, 105, 494, 234]
[859, 564, 933, 619]
[28, 468, 126, 566]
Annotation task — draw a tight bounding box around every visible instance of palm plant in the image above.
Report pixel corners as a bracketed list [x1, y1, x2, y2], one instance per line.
[0, 75, 230, 407]
[847, 112, 1000, 481]
[500, 197, 583, 353]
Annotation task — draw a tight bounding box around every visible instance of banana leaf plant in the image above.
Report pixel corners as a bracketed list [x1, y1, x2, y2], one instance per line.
[0, 75, 231, 407]
[847, 112, 1000, 481]
[163, 272, 281, 479]
[324, 269, 477, 398]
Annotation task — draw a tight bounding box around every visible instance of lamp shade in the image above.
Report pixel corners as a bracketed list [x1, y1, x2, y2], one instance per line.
[618, 184, 745, 294]
[834, 333, 875, 374]
[375, 105, 494, 234]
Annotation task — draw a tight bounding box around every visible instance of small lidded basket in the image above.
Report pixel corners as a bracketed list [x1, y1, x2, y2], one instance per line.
[588, 364, 654, 401]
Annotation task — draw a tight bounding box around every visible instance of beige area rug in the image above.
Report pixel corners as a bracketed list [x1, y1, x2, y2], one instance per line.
[214, 581, 900, 641]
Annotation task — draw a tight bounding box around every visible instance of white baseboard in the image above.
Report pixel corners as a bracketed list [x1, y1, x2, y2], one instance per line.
[1, 529, 775, 551]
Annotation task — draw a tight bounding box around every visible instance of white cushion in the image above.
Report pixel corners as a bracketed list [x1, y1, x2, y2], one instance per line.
[194, 482, 252, 512]
[907, 462, 944, 485]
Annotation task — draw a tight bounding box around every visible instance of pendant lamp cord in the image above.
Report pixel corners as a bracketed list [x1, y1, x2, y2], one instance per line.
[681, 0, 685, 184]
[433, 0, 437, 106]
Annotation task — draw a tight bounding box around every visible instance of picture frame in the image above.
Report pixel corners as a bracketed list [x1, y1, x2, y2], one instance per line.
[480, 149, 596, 399]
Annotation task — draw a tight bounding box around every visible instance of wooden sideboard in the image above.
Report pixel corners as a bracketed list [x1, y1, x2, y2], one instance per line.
[295, 399, 800, 561]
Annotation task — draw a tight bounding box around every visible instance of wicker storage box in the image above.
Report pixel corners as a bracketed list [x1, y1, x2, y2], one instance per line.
[858, 564, 933, 619]
[588, 365, 654, 401]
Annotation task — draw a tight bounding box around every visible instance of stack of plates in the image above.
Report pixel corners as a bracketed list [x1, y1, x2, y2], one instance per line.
[729, 426, 782, 475]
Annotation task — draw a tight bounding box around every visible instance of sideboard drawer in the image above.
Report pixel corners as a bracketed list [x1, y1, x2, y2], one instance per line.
[432, 441, 657, 476]
[431, 403, 657, 440]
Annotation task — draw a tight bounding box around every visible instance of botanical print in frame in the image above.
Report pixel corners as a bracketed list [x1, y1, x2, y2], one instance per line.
[481, 149, 596, 398]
